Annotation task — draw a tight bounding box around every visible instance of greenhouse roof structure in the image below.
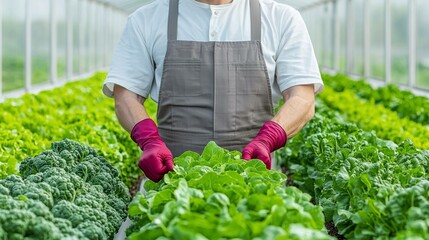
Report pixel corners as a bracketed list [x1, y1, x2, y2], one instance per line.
[2, 0, 429, 99]
[98, 0, 325, 13]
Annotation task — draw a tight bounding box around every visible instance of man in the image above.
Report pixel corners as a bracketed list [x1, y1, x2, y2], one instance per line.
[103, 0, 324, 182]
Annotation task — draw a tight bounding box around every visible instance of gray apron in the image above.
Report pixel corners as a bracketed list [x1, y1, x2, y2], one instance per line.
[157, 0, 274, 156]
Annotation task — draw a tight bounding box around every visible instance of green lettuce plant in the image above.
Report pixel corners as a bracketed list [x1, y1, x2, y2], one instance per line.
[126, 142, 333, 240]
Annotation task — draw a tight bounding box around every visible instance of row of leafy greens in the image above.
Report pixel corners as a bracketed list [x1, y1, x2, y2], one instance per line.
[322, 73, 429, 125]
[126, 142, 333, 240]
[318, 85, 429, 149]
[0, 72, 157, 186]
[0, 139, 131, 239]
[276, 100, 429, 239]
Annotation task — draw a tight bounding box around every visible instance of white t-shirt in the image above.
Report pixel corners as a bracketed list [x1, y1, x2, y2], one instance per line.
[103, 0, 324, 105]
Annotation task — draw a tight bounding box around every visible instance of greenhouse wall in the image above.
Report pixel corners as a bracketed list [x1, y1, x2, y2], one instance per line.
[0, 0, 127, 101]
[300, 0, 429, 96]
[1, 0, 429, 100]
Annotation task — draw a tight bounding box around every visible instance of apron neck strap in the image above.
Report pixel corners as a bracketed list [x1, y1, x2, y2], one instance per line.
[168, 0, 179, 41]
[249, 0, 261, 41]
[168, 0, 261, 41]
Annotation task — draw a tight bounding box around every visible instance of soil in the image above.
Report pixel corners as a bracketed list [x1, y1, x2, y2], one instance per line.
[281, 165, 299, 188]
[325, 221, 347, 240]
[129, 174, 144, 197]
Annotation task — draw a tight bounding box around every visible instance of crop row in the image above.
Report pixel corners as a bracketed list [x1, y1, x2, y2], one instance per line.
[0, 72, 157, 186]
[276, 101, 429, 239]
[318, 85, 429, 149]
[322, 74, 429, 125]
[0, 139, 130, 239]
[126, 142, 333, 239]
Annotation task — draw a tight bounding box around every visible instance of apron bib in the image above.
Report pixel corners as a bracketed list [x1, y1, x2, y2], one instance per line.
[157, 0, 273, 156]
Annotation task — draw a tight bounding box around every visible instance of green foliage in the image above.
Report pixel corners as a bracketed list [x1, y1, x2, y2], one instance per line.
[127, 142, 333, 240]
[277, 101, 429, 239]
[0, 72, 153, 186]
[0, 139, 131, 240]
[322, 73, 429, 126]
[319, 86, 429, 149]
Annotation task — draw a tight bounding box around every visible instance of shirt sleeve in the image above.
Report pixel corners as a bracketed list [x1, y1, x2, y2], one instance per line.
[275, 9, 324, 94]
[102, 15, 154, 98]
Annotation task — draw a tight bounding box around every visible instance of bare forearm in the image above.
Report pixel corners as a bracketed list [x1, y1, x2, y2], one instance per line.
[113, 85, 150, 133]
[271, 85, 315, 139]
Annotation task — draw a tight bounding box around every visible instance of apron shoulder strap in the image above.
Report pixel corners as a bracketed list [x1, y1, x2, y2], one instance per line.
[168, 0, 179, 41]
[250, 0, 261, 41]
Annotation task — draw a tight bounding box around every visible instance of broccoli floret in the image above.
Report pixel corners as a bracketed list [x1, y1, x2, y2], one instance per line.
[114, 181, 131, 204]
[7, 181, 54, 209]
[59, 150, 76, 169]
[52, 200, 112, 238]
[25, 217, 63, 240]
[27, 200, 54, 221]
[51, 139, 97, 162]
[89, 171, 114, 194]
[104, 205, 125, 235]
[74, 192, 105, 210]
[51, 218, 73, 235]
[74, 161, 97, 182]
[0, 194, 26, 211]
[76, 221, 107, 240]
[0, 185, 9, 196]
[0, 209, 36, 237]
[52, 218, 86, 239]
[106, 196, 128, 220]
[78, 206, 110, 234]
[0, 175, 25, 194]
[19, 150, 67, 178]
[69, 191, 125, 238]
[75, 155, 119, 181]
[51, 201, 84, 227]
[41, 168, 82, 203]
[25, 172, 44, 183]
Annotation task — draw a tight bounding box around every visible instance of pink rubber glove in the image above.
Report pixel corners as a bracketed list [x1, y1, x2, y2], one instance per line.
[242, 121, 287, 169]
[131, 118, 174, 182]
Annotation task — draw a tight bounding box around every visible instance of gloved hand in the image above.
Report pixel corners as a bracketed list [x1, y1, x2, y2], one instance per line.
[131, 118, 174, 182]
[242, 121, 287, 169]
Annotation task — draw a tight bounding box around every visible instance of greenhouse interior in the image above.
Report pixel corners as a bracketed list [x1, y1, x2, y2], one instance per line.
[1, 0, 429, 239]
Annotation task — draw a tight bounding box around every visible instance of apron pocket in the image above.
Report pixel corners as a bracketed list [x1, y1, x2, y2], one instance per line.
[235, 65, 270, 95]
[163, 61, 202, 97]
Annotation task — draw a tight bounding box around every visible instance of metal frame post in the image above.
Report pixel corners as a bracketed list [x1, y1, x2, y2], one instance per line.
[333, 0, 340, 71]
[50, 0, 58, 84]
[106, 6, 112, 66]
[385, 0, 391, 83]
[322, 3, 329, 67]
[363, 0, 370, 78]
[66, 0, 74, 80]
[408, 0, 416, 88]
[327, 1, 334, 69]
[25, 0, 32, 92]
[92, 1, 98, 69]
[88, 1, 95, 72]
[0, 0, 3, 97]
[102, 4, 107, 68]
[98, 3, 104, 69]
[79, 0, 86, 74]
[346, 0, 354, 74]
[315, 8, 322, 61]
